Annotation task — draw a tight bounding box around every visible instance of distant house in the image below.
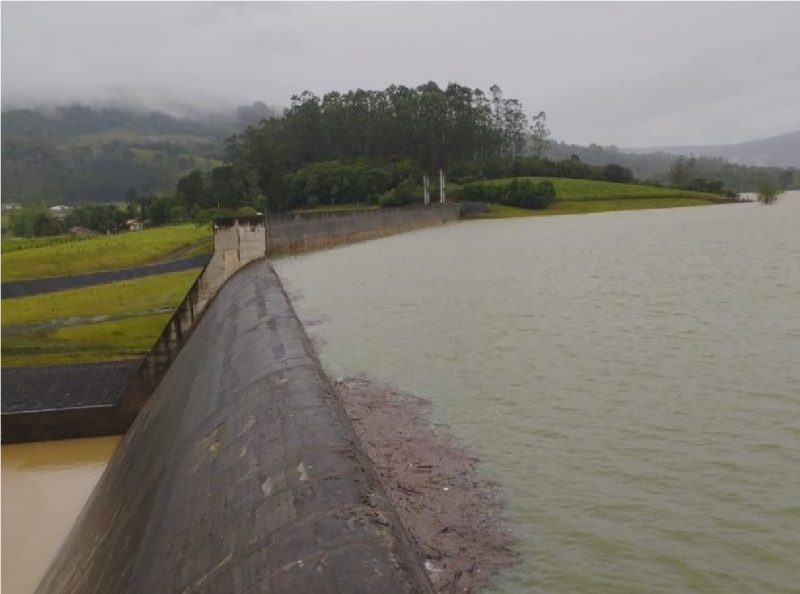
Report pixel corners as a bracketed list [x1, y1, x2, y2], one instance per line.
[2, 202, 22, 211]
[125, 218, 143, 231]
[69, 226, 93, 236]
[49, 205, 72, 221]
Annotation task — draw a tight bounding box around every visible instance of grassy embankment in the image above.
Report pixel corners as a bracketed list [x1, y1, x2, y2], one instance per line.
[467, 177, 719, 219]
[2, 224, 212, 366]
[462, 177, 721, 219]
[2, 223, 212, 281]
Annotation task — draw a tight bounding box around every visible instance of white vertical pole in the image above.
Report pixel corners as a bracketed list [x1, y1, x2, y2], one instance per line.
[439, 169, 445, 204]
[423, 173, 430, 205]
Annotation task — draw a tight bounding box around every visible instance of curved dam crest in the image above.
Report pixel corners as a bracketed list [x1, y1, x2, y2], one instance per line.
[37, 259, 434, 594]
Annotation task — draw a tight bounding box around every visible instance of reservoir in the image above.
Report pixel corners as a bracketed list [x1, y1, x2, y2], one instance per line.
[1, 436, 120, 594]
[275, 193, 800, 593]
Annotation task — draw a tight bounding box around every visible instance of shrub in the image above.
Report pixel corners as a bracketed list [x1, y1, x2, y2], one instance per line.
[503, 179, 556, 209]
[379, 177, 423, 207]
[460, 179, 556, 210]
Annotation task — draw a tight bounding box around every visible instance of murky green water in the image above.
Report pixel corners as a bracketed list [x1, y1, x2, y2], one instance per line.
[275, 195, 800, 594]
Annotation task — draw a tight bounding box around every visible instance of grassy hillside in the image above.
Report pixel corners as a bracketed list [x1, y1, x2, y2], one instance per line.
[462, 177, 722, 219]
[470, 198, 717, 219]
[1, 233, 93, 254]
[2, 268, 201, 366]
[477, 177, 719, 201]
[65, 129, 219, 148]
[2, 314, 172, 366]
[1, 224, 212, 281]
[2, 106, 232, 203]
[2, 268, 201, 326]
[130, 147, 222, 169]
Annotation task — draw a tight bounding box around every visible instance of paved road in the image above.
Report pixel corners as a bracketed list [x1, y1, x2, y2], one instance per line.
[1, 254, 211, 299]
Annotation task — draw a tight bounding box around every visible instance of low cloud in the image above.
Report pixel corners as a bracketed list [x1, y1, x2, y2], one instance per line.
[2, 2, 799, 146]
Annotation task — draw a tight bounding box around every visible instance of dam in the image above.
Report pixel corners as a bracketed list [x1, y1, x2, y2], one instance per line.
[6, 196, 798, 593]
[35, 259, 434, 593]
[2, 205, 461, 593]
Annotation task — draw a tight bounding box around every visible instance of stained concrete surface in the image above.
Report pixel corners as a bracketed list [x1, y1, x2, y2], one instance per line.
[36, 260, 434, 594]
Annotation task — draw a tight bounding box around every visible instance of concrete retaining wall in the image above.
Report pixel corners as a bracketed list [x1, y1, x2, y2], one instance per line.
[36, 260, 434, 594]
[266, 204, 461, 256]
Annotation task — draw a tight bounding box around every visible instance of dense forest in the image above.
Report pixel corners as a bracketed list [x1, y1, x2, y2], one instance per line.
[169, 82, 620, 214]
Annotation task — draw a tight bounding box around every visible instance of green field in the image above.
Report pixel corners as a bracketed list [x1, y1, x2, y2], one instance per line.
[130, 147, 222, 170]
[465, 197, 717, 219]
[1, 224, 212, 281]
[64, 129, 218, 148]
[1, 233, 94, 254]
[460, 177, 722, 219]
[477, 177, 719, 201]
[1, 268, 200, 326]
[2, 313, 172, 366]
[1, 268, 201, 366]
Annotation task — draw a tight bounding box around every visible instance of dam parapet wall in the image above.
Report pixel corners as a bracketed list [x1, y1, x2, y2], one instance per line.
[100, 216, 270, 427]
[266, 204, 461, 256]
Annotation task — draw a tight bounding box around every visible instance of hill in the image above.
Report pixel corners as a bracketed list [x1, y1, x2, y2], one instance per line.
[626, 131, 800, 169]
[0, 102, 278, 204]
[546, 136, 799, 193]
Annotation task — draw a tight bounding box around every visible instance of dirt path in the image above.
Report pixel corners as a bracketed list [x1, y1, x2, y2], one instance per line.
[334, 377, 516, 593]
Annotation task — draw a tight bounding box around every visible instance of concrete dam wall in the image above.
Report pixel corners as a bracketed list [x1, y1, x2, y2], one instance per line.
[37, 260, 434, 594]
[266, 204, 461, 256]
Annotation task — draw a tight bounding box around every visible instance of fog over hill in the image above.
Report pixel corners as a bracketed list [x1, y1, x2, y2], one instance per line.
[625, 131, 800, 169]
[3, 3, 799, 148]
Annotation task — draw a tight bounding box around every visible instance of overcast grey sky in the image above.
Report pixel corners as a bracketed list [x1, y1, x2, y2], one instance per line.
[2, 1, 799, 147]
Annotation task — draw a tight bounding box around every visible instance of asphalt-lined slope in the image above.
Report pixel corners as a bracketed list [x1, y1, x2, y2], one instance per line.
[1, 360, 140, 413]
[36, 259, 433, 594]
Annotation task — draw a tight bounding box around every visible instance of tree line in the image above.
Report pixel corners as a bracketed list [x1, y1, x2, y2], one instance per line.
[168, 82, 562, 215]
[547, 141, 799, 193]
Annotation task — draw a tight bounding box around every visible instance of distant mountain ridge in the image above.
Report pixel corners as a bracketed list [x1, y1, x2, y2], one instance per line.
[625, 131, 800, 169]
[0, 102, 280, 204]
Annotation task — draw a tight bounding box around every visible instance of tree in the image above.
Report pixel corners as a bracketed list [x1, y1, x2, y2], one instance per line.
[756, 179, 780, 204]
[8, 206, 61, 237]
[176, 169, 212, 208]
[529, 111, 550, 159]
[668, 156, 697, 188]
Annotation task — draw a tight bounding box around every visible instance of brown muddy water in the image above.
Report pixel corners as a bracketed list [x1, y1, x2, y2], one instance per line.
[2, 436, 120, 594]
[275, 193, 800, 594]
